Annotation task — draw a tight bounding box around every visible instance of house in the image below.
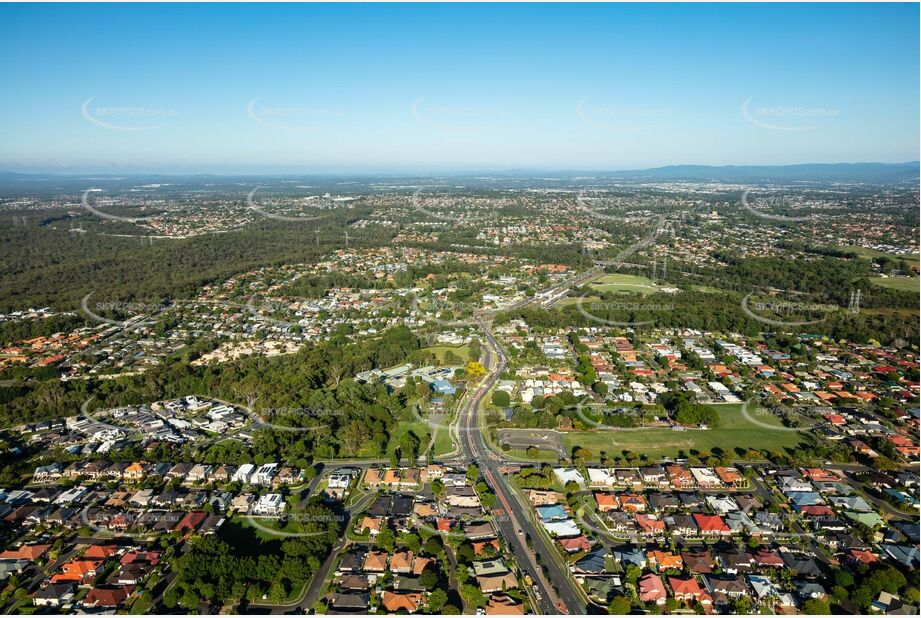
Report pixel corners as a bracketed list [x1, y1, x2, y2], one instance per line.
[640, 465, 669, 487]
[635, 514, 666, 535]
[230, 493, 255, 514]
[175, 511, 207, 533]
[84, 544, 118, 560]
[613, 547, 647, 568]
[693, 513, 730, 535]
[252, 493, 285, 516]
[527, 489, 565, 505]
[273, 467, 301, 487]
[430, 379, 456, 396]
[232, 463, 255, 484]
[115, 562, 150, 585]
[31, 583, 75, 607]
[473, 559, 510, 578]
[357, 516, 382, 536]
[781, 552, 822, 578]
[751, 548, 784, 568]
[682, 550, 716, 574]
[472, 539, 502, 557]
[337, 549, 366, 574]
[747, 575, 780, 602]
[390, 550, 415, 574]
[541, 519, 581, 538]
[51, 559, 102, 583]
[330, 592, 370, 611]
[485, 593, 525, 615]
[872, 591, 918, 615]
[716, 549, 754, 574]
[666, 465, 695, 488]
[536, 503, 569, 522]
[638, 573, 667, 605]
[185, 464, 213, 484]
[704, 575, 749, 604]
[715, 466, 744, 486]
[706, 495, 739, 514]
[594, 492, 619, 513]
[32, 463, 63, 483]
[211, 464, 236, 483]
[0, 543, 51, 561]
[251, 463, 279, 485]
[166, 462, 194, 482]
[382, 591, 423, 613]
[647, 550, 683, 572]
[0, 560, 30, 580]
[465, 521, 495, 540]
[559, 536, 592, 553]
[362, 550, 389, 572]
[690, 467, 722, 488]
[669, 576, 712, 606]
[328, 472, 353, 489]
[619, 493, 647, 513]
[553, 468, 585, 486]
[572, 546, 608, 574]
[477, 572, 518, 593]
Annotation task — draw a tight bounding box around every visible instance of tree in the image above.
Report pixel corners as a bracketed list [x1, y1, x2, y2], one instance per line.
[179, 588, 200, 610]
[376, 525, 396, 552]
[163, 585, 179, 608]
[398, 531, 421, 553]
[466, 463, 480, 483]
[419, 568, 439, 590]
[465, 361, 487, 382]
[428, 588, 448, 612]
[491, 390, 511, 407]
[461, 583, 486, 608]
[802, 599, 830, 615]
[608, 595, 631, 614]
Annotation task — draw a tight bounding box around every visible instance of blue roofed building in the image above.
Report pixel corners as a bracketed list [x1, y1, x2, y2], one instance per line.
[430, 379, 456, 395]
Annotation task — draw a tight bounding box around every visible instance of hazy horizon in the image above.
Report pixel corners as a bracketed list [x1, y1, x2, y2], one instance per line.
[1, 2, 918, 173]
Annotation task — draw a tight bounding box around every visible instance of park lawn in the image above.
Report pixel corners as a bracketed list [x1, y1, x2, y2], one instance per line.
[831, 245, 920, 266]
[560, 403, 804, 460]
[558, 295, 599, 305]
[590, 273, 661, 295]
[501, 447, 561, 463]
[384, 417, 431, 456]
[432, 420, 456, 456]
[868, 276, 919, 293]
[419, 344, 471, 364]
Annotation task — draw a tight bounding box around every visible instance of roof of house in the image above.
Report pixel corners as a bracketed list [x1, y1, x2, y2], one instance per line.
[0, 543, 51, 561]
[83, 585, 133, 607]
[381, 591, 422, 613]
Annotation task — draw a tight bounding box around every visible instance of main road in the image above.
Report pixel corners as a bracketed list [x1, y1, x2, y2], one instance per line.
[455, 316, 587, 615]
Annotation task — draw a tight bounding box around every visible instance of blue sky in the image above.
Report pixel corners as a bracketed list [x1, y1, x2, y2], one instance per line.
[0, 2, 918, 173]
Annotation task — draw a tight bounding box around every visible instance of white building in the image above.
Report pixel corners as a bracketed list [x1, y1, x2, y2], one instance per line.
[252, 463, 279, 485]
[232, 463, 256, 484]
[252, 493, 286, 516]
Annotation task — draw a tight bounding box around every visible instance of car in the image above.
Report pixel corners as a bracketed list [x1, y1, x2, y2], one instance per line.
[532, 585, 542, 600]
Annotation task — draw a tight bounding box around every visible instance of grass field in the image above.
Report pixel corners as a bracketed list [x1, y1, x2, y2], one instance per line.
[590, 273, 661, 295]
[384, 417, 431, 456]
[868, 276, 920, 293]
[419, 343, 471, 364]
[429, 413, 456, 455]
[560, 403, 804, 459]
[832, 245, 920, 266]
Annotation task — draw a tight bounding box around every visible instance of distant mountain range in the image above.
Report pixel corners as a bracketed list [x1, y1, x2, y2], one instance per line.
[595, 162, 920, 184]
[1, 162, 918, 185]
